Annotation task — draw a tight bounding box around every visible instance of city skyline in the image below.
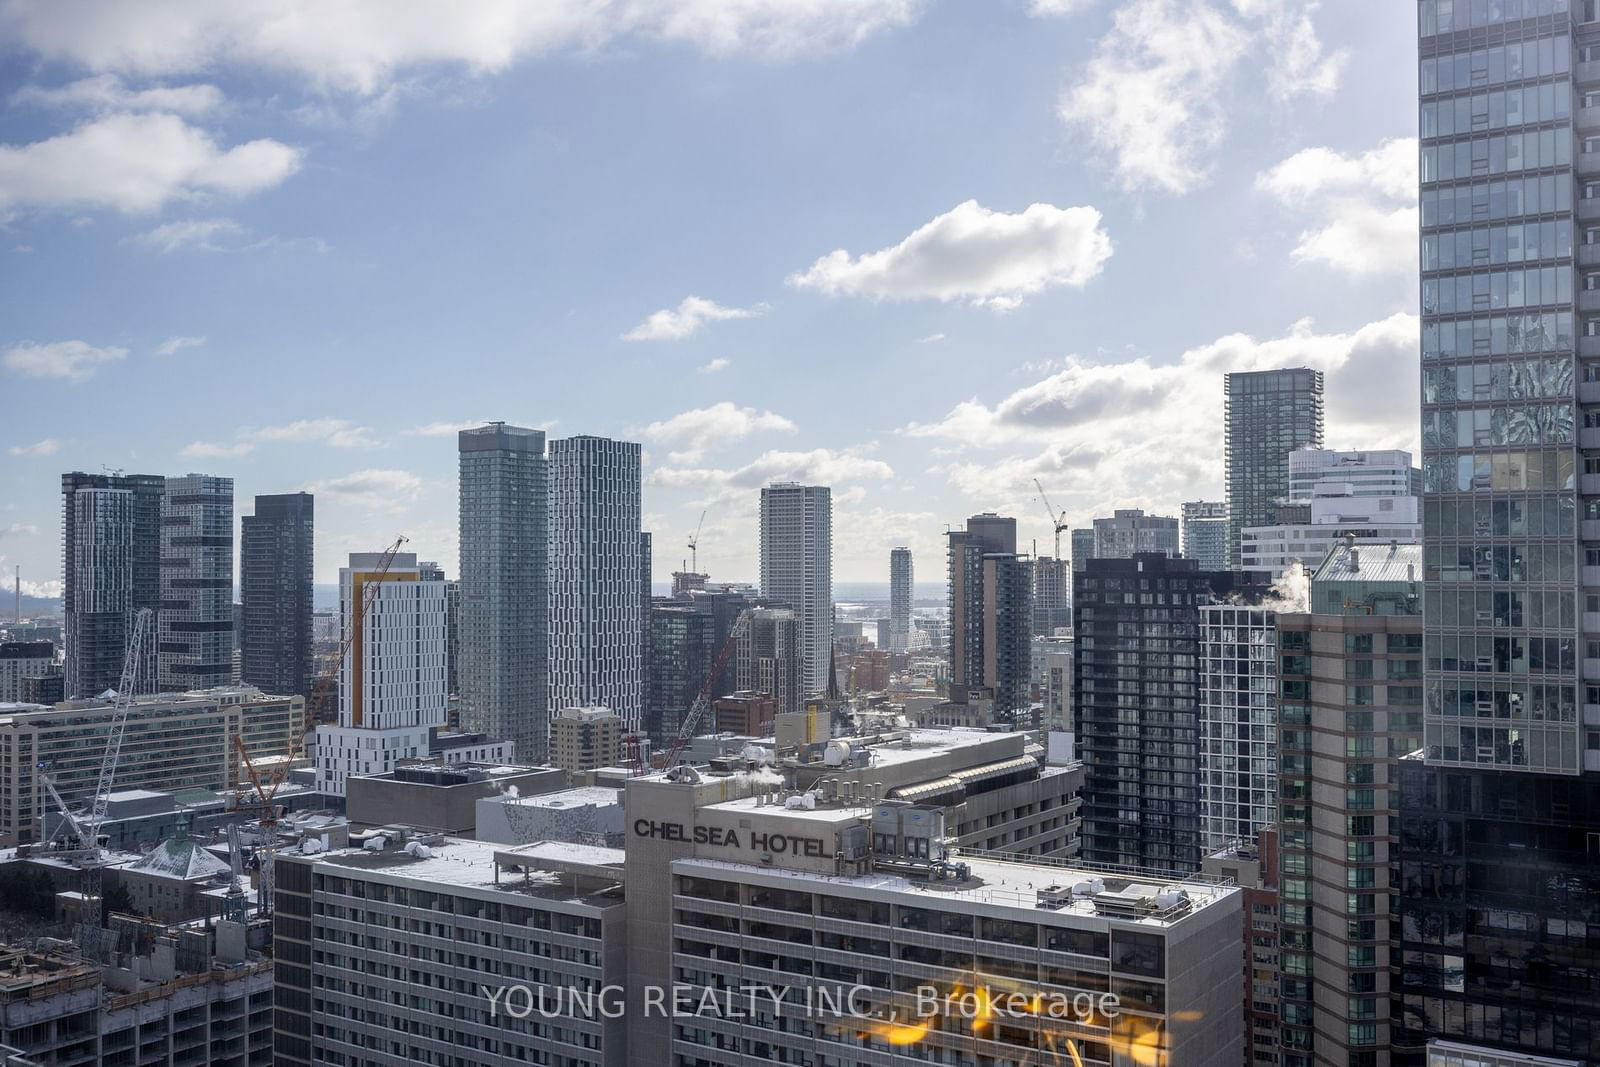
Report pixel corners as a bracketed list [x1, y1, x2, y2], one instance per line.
[0, 2, 1418, 591]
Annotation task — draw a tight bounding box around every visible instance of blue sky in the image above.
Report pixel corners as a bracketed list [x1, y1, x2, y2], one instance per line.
[0, 0, 1418, 590]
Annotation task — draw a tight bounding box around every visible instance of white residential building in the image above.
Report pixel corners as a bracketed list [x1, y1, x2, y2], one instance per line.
[1241, 448, 1421, 578]
[1286, 447, 1420, 503]
[1199, 604, 1279, 853]
[314, 552, 448, 797]
[889, 546, 912, 651]
[759, 482, 833, 696]
[549, 436, 644, 732]
[1181, 500, 1229, 571]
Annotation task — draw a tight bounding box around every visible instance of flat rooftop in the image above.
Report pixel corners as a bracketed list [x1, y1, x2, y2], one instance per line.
[308, 837, 623, 904]
[676, 854, 1235, 928]
[841, 727, 1013, 769]
[703, 793, 873, 823]
[496, 786, 621, 809]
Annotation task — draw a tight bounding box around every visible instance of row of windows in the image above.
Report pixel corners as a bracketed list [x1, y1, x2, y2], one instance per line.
[1422, 125, 1575, 185]
[1423, 79, 1572, 138]
[1422, 402, 1574, 448]
[1426, 542, 1576, 584]
[1422, 449, 1576, 492]
[1420, 33, 1570, 86]
[1423, 264, 1575, 315]
[1423, 212, 1572, 264]
[1420, 310, 1574, 359]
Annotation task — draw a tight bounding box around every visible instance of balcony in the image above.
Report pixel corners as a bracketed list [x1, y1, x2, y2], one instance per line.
[1582, 151, 1600, 177]
[1579, 60, 1600, 86]
[1581, 244, 1600, 268]
[1581, 379, 1600, 404]
[1582, 428, 1600, 449]
[1583, 519, 1600, 541]
[1583, 565, 1600, 587]
[1580, 289, 1600, 314]
[1585, 612, 1600, 632]
[1581, 336, 1600, 360]
[1580, 198, 1600, 222]
[1584, 658, 1600, 680]
[1581, 473, 1600, 496]
[1580, 104, 1600, 130]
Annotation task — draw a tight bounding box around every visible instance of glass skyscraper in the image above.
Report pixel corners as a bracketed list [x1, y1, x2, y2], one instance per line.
[157, 474, 234, 691]
[240, 492, 314, 702]
[1406, 1, 1600, 1062]
[458, 422, 548, 763]
[1224, 368, 1325, 569]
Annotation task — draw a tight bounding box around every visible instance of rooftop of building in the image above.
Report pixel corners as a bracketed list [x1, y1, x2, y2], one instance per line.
[552, 705, 620, 723]
[676, 853, 1235, 928]
[490, 785, 622, 810]
[303, 835, 625, 904]
[1313, 539, 1422, 584]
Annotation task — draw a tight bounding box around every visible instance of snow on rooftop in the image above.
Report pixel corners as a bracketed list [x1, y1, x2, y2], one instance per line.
[127, 839, 231, 881]
[675, 854, 1236, 927]
[498, 786, 621, 809]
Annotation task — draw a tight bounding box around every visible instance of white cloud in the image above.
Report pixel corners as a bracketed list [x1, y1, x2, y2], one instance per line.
[131, 218, 245, 252]
[307, 468, 423, 511]
[1257, 137, 1417, 276]
[623, 296, 767, 342]
[13, 74, 223, 115]
[0, 523, 40, 537]
[652, 447, 893, 491]
[8, 438, 60, 457]
[918, 333, 946, 344]
[180, 440, 254, 459]
[3, 339, 127, 381]
[641, 402, 797, 463]
[697, 358, 731, 374]
[0, 112, 301, 215]
[1060, 0, 1344, 195]
[1029, 0, 1094, 13]
[0, 1, 926, 95]
[906, 313, 1420, 519]
[154, 334, 206, 356]
[183, 417, 380, 458]
[789, 200, 1113, 309]
[403, 418, 552, 436]
[18, 579, 62, 599]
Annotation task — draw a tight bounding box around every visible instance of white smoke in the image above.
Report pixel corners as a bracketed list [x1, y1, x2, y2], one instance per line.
[733, 767, 785, 790]
[1263, 560, 1310, 613]
[501, 784, 520, 799]
[740, 744, 774, 765]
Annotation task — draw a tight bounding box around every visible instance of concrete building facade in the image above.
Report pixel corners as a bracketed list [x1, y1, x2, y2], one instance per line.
[1093, 509, 1181, 560]
[889, 545, 913, 651]
[314, 553, 448, 797]
[549, 705, 622, 776]
[759, 482, 833, 698]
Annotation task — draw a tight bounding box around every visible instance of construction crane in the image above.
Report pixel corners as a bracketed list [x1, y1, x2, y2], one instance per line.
[38, 607, 153, 960]
[234, 534, 407, 916]
[687, 509, 706, 574]
[656, 609, 751, 771]
[1033, 478, 1070, 561]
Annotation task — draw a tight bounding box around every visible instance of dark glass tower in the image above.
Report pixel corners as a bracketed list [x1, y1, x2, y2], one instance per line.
[946, 513, 1032, 717]
[240, 492, 314, 699]
[1404, 1, 1600, 1062]
[1073, 553, 1262, 873]
[61, 471, 164, 697]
